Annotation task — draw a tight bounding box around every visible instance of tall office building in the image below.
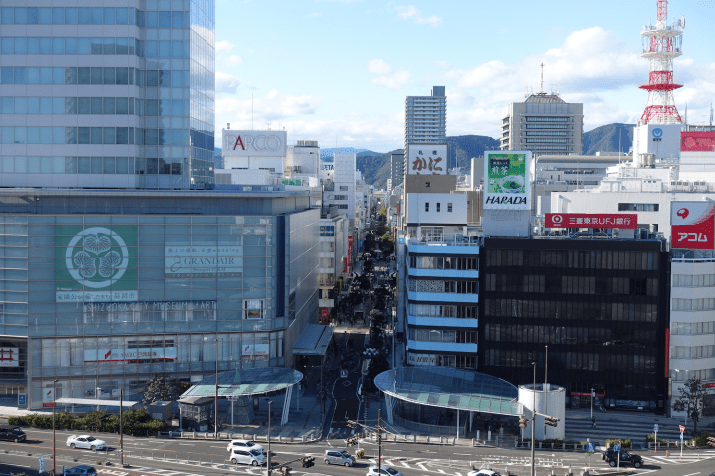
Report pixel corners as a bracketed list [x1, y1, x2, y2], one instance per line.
[390, 152, 405, 188]
[404, 86, 446, 147]
[500, 93, 583, 156]
[0, 1, 215, 189]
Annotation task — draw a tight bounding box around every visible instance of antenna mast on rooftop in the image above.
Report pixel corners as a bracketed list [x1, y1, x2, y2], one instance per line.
[638, 0, 685, 125]
[540, 63, 545, 94]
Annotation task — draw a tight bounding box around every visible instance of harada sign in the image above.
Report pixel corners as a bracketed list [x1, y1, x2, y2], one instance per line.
[55, 225, 138, 302]
[222, 130, 287, 157]
[484, 151, 531, 210]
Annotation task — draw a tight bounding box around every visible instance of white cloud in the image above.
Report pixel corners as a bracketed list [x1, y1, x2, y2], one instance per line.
[368, 59, 392, 75]
[215, 72, 241, 94]
[371, 70, 411, 90]
[395, 5, 441, 27]
[305, 12, 321, 18]
[216, 90, 322, 124]
[215, 40, 235, 52]
[224, 55, 243, 67]
[434, 60, 451, 70]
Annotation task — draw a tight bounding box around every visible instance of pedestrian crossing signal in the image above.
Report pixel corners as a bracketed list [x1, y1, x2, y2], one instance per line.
[545, 416, 559, 427]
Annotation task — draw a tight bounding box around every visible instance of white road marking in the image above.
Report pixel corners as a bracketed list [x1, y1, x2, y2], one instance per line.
[681, 473, 700, 476]
[454, 453, 471, 456]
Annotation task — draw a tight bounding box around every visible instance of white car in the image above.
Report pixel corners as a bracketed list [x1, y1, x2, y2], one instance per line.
[66, 435, 107, 450]
[367, 465, 404, 476]
[227, 439, 266, 454]
[230, 448, 266, 466]
[468, 471, 501, 476]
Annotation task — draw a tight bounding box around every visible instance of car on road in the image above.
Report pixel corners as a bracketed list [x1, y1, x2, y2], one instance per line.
[66, 435, 107, 450]
[0, 425, 26, 442]
[367, 465, 404, 476]
[226, 439, 266, 454]
[324, 449, 355, 466]
[62, 465, 97, 476]
[468, 470, 501, 476]
[602, 449, 643, 468]
[229, 448, 266, 466]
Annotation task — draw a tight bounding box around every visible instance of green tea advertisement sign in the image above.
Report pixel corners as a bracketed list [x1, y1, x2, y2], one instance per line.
[55, 225, 138, 302]
[484, 151, 531, 210]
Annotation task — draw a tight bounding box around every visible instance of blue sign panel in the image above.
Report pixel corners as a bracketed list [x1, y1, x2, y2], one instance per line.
[18, 394, 26, 406]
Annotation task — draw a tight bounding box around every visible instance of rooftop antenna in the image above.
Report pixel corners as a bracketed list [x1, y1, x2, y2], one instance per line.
[540, 62, 545, 93]
[684, 103, 688, 125]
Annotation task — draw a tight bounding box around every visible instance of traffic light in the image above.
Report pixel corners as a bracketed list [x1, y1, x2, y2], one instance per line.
[545, 416, 559, 427]
[519, 417, 528, 429]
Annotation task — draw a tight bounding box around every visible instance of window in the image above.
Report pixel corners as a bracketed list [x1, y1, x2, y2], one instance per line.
[436, 203, 441, 212]
[425, 202, 429, 212]
[243, 299, 264, 319]
[339, 186, 348, 191]
[425, 182, 430, 188]
[618, 203, 659, 212]
[447, 203, 452, 212]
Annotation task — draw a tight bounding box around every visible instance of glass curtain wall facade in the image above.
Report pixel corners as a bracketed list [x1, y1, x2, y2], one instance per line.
[480, 237, 670, 412]
[0, 0, 214, 189]
[0, 192, 320, 408]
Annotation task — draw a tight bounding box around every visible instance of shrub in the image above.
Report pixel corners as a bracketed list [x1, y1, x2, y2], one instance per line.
[605, 438, 632, 448]
[689, 433, 713, 447]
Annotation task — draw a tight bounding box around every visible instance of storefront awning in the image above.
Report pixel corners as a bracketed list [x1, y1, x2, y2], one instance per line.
[292, 324, 333, 356]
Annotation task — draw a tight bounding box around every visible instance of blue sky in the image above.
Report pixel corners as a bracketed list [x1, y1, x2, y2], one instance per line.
[214, 0, 715, 152]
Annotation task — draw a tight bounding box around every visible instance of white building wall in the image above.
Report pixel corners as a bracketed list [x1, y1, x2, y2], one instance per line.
[405, 193, 468, 226]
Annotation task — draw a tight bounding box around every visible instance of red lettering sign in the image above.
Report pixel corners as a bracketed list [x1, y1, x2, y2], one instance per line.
[233, 135, 245, 150]
[545, 214, 638, 229]
[672, 220, 715, 249]
[348, 235, 354, 267]
[681, 132, 715, 151]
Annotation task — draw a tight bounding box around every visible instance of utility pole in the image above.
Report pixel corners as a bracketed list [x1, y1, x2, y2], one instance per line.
[544, 345, 548, 438]
[52, 379, 57, 475]
[267, 400, 273, 476]
[120, 388, 124, 467]
[531, 362, 536, 476]
[214, 338, 219, 439]
[378, 408, 382, 476]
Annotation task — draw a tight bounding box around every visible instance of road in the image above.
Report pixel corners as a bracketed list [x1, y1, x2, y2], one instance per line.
[2, 428, 715, 476]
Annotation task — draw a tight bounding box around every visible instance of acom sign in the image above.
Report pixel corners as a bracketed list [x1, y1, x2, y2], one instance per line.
[222, 130, 287, 157]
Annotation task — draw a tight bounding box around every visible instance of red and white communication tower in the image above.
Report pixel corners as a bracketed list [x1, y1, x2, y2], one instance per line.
[639, 0, 685, 125]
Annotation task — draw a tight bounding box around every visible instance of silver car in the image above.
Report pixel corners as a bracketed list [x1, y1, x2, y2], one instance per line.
[324, 449, 355, 466]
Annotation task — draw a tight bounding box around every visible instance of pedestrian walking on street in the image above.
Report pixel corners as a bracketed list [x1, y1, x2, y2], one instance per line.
[591, 416, 596, 428]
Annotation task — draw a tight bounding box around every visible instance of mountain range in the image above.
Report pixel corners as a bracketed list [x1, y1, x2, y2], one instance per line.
[214, 123, 637, 189]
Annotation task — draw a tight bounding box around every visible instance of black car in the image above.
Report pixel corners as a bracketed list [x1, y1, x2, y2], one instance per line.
[0, 426, 26, 442]
[62, 465, 97, 476]
[602, 449, 643, 468]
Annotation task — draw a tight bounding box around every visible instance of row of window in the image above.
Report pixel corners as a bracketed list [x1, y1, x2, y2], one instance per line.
[672, 298, 715, 311]
[1, 127, 189, 146]
[485, 249, 659, 270]
[671, 321, 715, 335]
[407, 303, 478, 319]
[408, 256, 478, 271]
[524, 116, 572, 122]
[2, 97, 185, 117]
[525, 131, 570, 136]
[525, 124, 571, 129]
[525, 138, 570, 144]
[672, 274, 715, 287]
[408, 278, 478, 294]
[529, 145, 570, 150]
[0, 156, 193, 175]
[485, 349, 655, 373]
[408, 352, 476, 369]
[483, 323, 656, 346]
[332, 195, 348, 200]
[485, 274, 658, 296]
[485, 299, 659, 322]
[408, 329, 476, 344]
[1, 7, 191, 29]
[0, 67, 189, 88]
[671, 345, 715, 359]
[618, 203, 659, 211]
[1, 37, 144, 57]
[670, 368, 715, 382]
[424, 202, 453, 212]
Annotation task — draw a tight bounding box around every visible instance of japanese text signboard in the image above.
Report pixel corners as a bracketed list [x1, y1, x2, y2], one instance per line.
[681, 131, 715, 151]
[484, 151, 531, 210]
[545, 214, 638, 229]
[671, 202, 715, 249]
[407, 144, 447, 175]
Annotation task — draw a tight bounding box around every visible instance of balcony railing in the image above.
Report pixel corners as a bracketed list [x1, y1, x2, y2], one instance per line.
[408, 234, 482, 247]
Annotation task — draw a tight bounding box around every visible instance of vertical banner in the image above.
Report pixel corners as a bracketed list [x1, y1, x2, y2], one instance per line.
[348, 235, 354, 267]
[484, 151, 531, 210]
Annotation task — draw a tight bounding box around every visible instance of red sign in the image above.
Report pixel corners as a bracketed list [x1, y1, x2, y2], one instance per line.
[42, 402, 55, 408]
[680, 425, 685, 433]
[321, 307, 330, 319]
[545, 213, 638, 229]
[672, 219, 715, 249]
[348, 235, 354, 267]
[681, 132, 715, 151]
[704, 382, 715, 389]
[571, 392, 605, 397]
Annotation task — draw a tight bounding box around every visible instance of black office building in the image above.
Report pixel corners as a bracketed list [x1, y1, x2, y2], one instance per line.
[480, 237, 670, 412]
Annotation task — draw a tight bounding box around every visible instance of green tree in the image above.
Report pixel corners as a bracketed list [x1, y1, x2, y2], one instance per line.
[380, 233, 394, 256]
[673, 377, 710, 435]
[143, 375, 184, 404]
[379, 206, 387, 216]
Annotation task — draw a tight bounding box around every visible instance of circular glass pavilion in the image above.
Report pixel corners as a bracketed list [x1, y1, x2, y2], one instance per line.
[374, 367, 522, 436]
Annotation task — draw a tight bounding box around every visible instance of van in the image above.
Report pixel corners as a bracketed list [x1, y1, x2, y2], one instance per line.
[0, 426, 26, 442]
[324, 449, 355, 466]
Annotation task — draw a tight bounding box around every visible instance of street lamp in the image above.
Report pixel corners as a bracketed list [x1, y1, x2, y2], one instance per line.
[590, 388, 595, 421]
[119, 388, 124, 467]
[214, 338, 219, 439]
[52, 379, 57, 475]
[267, 400, 273, 476]
[96, 387, 101, 412]
[531, 362, 536, 476]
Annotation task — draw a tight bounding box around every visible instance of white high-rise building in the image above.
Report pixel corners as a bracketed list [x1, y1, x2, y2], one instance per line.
[404, 86, 446, 147]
